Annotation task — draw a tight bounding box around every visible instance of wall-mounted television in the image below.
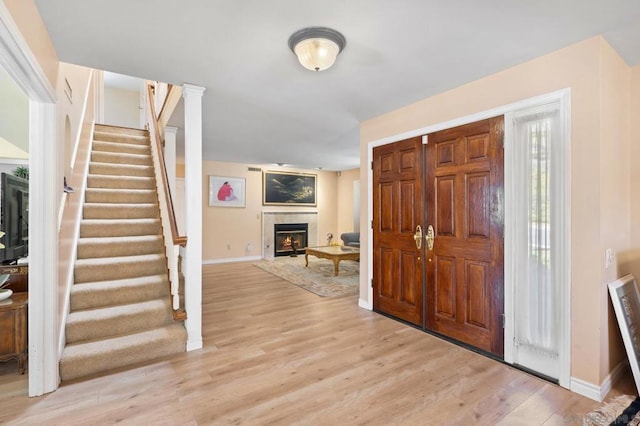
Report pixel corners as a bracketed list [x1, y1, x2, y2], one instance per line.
[0, 172, 28, 264]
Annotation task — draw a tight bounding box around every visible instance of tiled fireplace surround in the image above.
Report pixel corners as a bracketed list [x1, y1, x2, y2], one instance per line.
[262, 212, 318, 259]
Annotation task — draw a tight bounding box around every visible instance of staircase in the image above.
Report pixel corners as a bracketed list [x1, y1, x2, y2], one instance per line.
[59, 124, 187, 382]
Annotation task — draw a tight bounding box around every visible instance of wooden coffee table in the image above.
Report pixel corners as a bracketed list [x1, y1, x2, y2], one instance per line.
[304, 246, 360, 276]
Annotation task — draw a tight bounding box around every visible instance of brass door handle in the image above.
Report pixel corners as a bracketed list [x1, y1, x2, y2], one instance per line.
[426, 225, 435, 250]
[414, 225, 423, 249]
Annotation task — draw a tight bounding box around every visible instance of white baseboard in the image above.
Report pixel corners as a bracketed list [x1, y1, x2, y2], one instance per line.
[359, 298, 372, 310]
[570, 360, 629, 402]
[186, 339, 203, 352]
[203, 256, 262, 265]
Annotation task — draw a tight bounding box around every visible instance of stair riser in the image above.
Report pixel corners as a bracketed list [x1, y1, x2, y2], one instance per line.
[77, 238, 163, 259]
[83, 204, 158, 219]
[85, 190, 157, 204]
[87, 175, 155, 190]
[95, 125, 148, 137]
[59, 124, 184, 383]
[93, 141, 150, 156]
[74, 258, 166, 284]
[89, 163, 154, 178]
[91, 151, 152, 166]
[65, 302, 173, 344]
[70, 278, 169, 311]
[59, 325, 186, 382]
[93, 132, 149, 145]
[80, 221, 161, 238]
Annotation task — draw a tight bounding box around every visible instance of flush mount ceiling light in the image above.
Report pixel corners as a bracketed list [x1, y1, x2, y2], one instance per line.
[288, 27, 346, 72]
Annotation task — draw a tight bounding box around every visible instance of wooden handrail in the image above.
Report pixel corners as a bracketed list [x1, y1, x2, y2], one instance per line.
[147, 84, 187, 247]
[158, 84, 173, 119]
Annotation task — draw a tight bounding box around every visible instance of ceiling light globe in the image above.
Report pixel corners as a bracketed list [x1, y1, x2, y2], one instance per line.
[294, 38, 339, 71]
[288, 27, 346, 72]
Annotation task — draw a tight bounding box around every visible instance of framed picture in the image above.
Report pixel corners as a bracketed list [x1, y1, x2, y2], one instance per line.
[209, 176, 245, 207]
[263, 171, 317, 206]
[608, 274, 640, 395]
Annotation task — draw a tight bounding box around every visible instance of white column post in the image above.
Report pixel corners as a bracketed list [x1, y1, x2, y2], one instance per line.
[164, 126, 178, 198]
[93, 69, 104, 124]
[182, 84, 205, 351]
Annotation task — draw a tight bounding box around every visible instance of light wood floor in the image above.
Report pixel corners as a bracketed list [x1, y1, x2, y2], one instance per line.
[0, 262, 634, 425]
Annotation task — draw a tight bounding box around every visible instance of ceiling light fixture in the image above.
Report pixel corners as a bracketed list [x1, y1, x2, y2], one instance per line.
[288, 27, 346, 72]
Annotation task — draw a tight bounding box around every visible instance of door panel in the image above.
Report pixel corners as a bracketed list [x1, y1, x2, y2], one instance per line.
[425, 116, 504, 357]
[373, 137, 424, 326]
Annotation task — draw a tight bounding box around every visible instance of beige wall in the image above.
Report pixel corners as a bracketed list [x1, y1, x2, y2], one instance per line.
[4, 0, 58, 89]
[57, 63, 93, 182]
[629, 66, 640, 251]
[104, 87, 141, 129]
[57, 72, 96, 334]
[598, 42, 632, 379]
[360, 36, 635, 387]
[202, 161, 343, 261]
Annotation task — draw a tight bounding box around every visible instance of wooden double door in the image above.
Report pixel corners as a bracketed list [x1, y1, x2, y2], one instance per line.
[372, 117, 504, 357]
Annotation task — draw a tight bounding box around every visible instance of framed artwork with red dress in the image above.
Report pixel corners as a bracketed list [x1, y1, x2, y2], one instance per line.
[209, 176, 246, 208]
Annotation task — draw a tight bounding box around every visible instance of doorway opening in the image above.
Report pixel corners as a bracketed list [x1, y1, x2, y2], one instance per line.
[367, 89, 571, 388]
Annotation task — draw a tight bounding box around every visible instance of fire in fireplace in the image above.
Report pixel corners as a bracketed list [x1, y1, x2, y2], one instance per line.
[274, 223, 308, 257]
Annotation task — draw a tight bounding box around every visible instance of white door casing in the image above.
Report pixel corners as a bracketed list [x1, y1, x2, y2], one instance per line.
[0, 3, 59, 396]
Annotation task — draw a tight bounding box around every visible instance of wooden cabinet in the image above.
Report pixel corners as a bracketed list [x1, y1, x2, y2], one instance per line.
[0, 292, 28, 373]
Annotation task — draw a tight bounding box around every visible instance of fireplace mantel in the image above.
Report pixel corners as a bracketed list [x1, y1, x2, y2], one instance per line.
[262, 211, 318, 259]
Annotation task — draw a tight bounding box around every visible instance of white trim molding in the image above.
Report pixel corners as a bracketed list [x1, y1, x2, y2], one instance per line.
[358, 298, 372, 310]
[182, 83, 206, 352]
[571, 361, 629, 402]
[203, 256, 262, 265]
[0, 4, 56, 101]
[0, 3, 59, 397]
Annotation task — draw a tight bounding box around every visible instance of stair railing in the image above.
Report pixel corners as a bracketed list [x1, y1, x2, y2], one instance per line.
[145, 83, 187, 320]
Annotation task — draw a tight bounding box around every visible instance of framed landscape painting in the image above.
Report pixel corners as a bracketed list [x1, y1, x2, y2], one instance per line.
[209, 176, 246, 207]
[263, 171, 317, 206]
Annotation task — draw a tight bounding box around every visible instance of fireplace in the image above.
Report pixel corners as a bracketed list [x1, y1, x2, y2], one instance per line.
[274, 223, 308, 257]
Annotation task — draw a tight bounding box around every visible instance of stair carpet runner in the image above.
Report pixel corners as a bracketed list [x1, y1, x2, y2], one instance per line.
[59, 124, 186, 382]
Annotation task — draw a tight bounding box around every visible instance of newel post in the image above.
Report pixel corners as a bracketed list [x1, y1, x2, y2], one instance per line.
[182, 84, 205, 351]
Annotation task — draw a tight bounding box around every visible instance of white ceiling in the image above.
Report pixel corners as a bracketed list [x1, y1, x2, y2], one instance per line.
[34, 0, 640, 171]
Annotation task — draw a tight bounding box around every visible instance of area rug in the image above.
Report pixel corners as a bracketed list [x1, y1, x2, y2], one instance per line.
[583, 395, 640, 425]
[254, 255, 359, 297]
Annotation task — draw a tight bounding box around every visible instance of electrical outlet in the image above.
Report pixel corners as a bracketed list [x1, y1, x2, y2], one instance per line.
[246, 243, 252, 252]
[605, 248, 614, 269]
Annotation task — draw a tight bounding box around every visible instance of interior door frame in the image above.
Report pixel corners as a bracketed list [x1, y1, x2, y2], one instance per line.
[0, 4, 59, 396]
[365, 89, 571, 388]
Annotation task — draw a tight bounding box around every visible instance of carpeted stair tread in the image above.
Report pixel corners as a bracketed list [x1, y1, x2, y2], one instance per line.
[92, 140, 150, 155]
[74, 253, 167, 283]
[70, 274, 169, 311]
[85, 188, 157, 204]
[77, 235, 163, 259]
[89, 162, 154, 178]
[80, 218, 161, 238]
[91, 151, 152, 166]
[59, 324, 186, 382]
[60, 122, 185, 383]
[87, 174, 155, 190]
[66, 298, 173, 343]
[82, 202, 159, 219]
